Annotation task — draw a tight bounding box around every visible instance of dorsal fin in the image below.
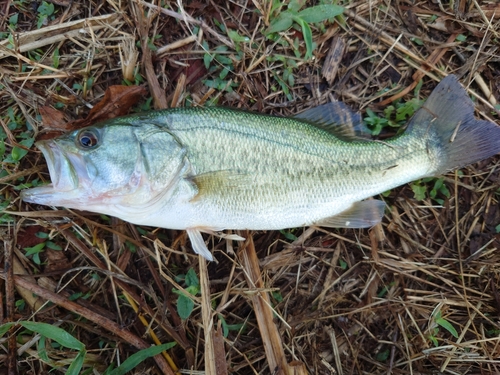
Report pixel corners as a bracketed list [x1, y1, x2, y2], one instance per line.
[294, 102, 372, 141]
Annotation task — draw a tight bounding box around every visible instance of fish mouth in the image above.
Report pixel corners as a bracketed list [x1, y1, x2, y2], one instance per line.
[21, 140, 88, 206]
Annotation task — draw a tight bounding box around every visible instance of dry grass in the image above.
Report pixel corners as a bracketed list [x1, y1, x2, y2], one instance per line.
[1, 0, 500, 374]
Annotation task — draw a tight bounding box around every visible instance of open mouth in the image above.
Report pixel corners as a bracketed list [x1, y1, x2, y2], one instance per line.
[38, 140, 79, 192]
[20, 139, 80, 205]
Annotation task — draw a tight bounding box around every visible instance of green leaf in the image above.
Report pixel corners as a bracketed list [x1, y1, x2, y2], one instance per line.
[46, 241, 62, 250]
[38, 336, 49, 361]
[288, 0, 304, 13]
[227, 30, 249, 43]
[280, 230, 297, 241]
[185, 268, 199, 288]
[436, 317, 459, 338]
[19, 322, 85, 351]
[297, 5, 344, 23]
[177, 294, 194, 320]
[9, 13, 19, 26]
[429, 334, 439, 347]
[186, 285, 200, 296]
[125, 240, 136, 253]
[66, 350, 86, 375]
[219, 315, 229, 337]
[53, 48, 60, 68]
[294, 17, 313, 59]
[411, 183, 427, 201]
[0, 323, 14, 337]
[109, 343, 176, 375]
[24, 242, 45, 256]
[69, 292, 83, 301]
[215, 54, 232, 66]
[20, 137, 35, 148]
[376, 349, 389, 361]
[38, 2, 55, 16]
[10, 137, 34, 162]
[339, 258, 348, 270]
[0, 139, 5, 159]
[15, 299, 26, 311]
[33, 253, 41, 265]
[266, 12, 294, 34]
[410, 37, 424, 46]
[272, 291, 283, 303]
[219, 67, 230, 80]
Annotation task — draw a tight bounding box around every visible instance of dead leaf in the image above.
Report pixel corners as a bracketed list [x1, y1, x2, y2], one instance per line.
[38, 85, 147, 140]
[71, 85, 147, 129]
[16, 225, 46, 248]
[45, 248, 72, 273]
[39, 106, 72, 131]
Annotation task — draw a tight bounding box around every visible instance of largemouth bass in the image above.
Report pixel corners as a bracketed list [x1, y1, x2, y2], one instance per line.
[21, 76, 500, 260]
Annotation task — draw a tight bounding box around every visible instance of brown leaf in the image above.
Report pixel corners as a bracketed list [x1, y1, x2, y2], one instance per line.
[71, 85, 147, 129]
[45, 248, 72, 273]
[39, 106, 72, 131]
[16, 225, 46, 248]
[37, 86, 147, 140]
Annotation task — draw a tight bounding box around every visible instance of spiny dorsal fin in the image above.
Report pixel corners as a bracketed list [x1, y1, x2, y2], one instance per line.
[294, 102, 372, 141]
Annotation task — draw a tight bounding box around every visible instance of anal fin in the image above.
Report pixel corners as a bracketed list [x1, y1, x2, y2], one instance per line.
[315, 200, 386, 228]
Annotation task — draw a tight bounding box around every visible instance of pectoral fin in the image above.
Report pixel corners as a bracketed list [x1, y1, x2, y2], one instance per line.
[186, 229, 214, 261]
[190, 170, 250, 202]
[315, 200, 386, 228]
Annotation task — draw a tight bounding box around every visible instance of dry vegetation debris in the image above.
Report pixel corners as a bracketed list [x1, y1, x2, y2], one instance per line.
[0, 0, 500, 374]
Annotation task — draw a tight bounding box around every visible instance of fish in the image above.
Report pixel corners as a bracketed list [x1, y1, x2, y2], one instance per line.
[21, 75, 500, 261]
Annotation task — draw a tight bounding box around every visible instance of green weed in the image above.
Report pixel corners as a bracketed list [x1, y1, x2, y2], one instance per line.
[265, 0, 344, 59]
[217, 314, 247, 338]
[0, 320, 175, 374]
[202, 42, 239, 96]
[23, 232, 62, 266]
[173, 268, 200, 320]
[410, 177, 450, 205]
[427, 308, 459, 347]
[37, 1, 56, 29]
[364, 81, 424, 135]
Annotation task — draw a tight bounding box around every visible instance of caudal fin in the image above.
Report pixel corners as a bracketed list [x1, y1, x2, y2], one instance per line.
[408, 75, 500, 175]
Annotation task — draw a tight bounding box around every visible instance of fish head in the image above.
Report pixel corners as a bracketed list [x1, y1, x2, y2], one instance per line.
[21, 122, 187, 216]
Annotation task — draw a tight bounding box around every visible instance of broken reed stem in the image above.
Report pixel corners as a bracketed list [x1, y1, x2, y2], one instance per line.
[199, 256, 217, 375]
[239, 231, 307, 375]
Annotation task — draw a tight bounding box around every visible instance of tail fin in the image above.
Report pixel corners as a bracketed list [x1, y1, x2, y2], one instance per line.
[408, 75, 500, 175]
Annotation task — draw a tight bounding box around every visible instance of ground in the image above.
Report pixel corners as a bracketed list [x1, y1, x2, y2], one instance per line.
[1, 0, 500, 374]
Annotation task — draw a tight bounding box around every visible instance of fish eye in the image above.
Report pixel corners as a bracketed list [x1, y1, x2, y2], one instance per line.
[77, 129, 100, 149]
